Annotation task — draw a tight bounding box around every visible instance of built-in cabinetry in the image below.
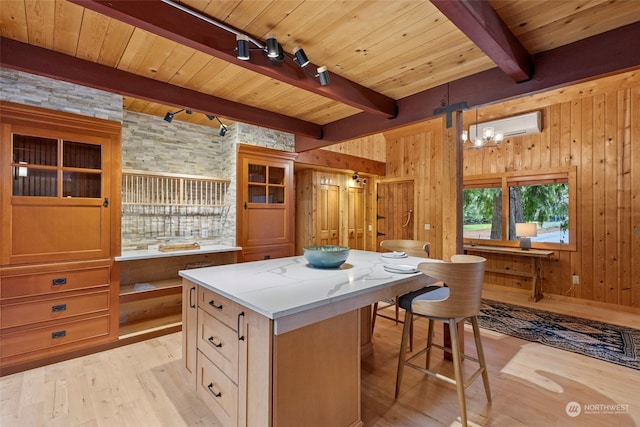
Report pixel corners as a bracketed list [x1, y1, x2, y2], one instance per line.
[295, 169, 368, 253]
[117, 247, 239, 340]
[0, 101, 121, 374]
[236, 144, 296, 261]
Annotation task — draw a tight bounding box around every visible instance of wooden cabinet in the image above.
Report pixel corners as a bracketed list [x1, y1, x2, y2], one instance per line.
[0, 260, 116, 371]
[0, 101, 121, 374]
[184, 281, 250, 427]
[295, 169, 368, 253]
[236, 144, 296, 261]
[183, 280, 362, 427]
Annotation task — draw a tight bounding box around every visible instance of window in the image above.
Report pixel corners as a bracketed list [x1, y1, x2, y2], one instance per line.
[463, 169, 575, 250]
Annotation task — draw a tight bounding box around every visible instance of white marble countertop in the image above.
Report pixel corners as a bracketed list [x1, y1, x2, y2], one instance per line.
[179, 249, 441, 334]
[115, 244, 242, 261]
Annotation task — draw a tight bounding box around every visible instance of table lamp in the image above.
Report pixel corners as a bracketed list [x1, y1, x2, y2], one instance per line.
[515, 222, 537, 250]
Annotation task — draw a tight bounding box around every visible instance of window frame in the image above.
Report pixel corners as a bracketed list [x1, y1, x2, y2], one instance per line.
[463, 167, 576, 251]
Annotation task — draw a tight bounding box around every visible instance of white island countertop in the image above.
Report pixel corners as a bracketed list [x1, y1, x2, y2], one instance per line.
[179, 249, 440, 334]
[115, 244, 241, 261]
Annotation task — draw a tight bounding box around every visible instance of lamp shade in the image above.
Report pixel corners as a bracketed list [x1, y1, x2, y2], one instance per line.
[515, 222, 537, 237]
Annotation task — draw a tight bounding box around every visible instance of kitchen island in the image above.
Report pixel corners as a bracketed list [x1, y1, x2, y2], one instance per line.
[180, 250, 439, 427]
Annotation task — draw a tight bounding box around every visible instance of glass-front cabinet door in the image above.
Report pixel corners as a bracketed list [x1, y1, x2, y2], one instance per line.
[247, 163, 286, 204]
[1, 116, 113, 264]
[237, 145, 296, 261]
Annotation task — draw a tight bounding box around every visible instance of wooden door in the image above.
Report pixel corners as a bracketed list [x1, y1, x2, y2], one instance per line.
[318, 184, 340, 246]
[376, 181, 414, 248]
[348, 187, 365, 249]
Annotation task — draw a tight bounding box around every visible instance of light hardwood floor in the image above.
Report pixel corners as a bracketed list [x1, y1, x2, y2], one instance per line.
[1, 287, 639, 427]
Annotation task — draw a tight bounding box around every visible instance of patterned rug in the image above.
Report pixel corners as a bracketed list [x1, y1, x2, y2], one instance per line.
[474, 299, 640, 370]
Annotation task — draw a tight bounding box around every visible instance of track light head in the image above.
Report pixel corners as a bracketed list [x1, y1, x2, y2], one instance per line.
[266, 36, 281, 58]
[236, 34, 250, 60]
[219, 125, 227, 137]
[164, 112, 174, 123]
[317, 66, 330, 86]
[206, 115, 215, 121]
[293, 47, 310, 67]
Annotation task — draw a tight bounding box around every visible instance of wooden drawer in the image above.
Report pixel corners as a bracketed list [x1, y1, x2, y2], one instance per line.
[0, 315, 110, 358]
[198, 308, 239, 384]
[241, 244, 293, 262]
[198, 287, 239, 330]
[197, 350, 238, 427]
[1, 290, 110, 329]
[1, 267, 110, 300]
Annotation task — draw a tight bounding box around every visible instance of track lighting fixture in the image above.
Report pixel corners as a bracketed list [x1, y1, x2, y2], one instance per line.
[161, 0, 330, 86]
[236, 34, 250, 60]
[213, 116, 228, 137]
[293, 47, 310, 67]
[317, 66, 330, 86]
[164, 108, 185, 122]
[164, 109, 227, 137]
[266, 36, 281, 58]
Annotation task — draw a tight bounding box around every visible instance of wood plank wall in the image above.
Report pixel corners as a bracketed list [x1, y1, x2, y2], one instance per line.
[326, 70, 640, 309]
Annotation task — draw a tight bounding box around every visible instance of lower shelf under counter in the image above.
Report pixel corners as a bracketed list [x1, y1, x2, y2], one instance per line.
[116, 245, 240, 340]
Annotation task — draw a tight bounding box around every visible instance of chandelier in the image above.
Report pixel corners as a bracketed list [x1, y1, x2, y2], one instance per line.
[461, 110, 504, 148]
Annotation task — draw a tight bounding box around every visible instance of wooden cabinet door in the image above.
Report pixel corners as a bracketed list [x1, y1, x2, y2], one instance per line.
[1, 102, 120, 265]
[237, 145, 296, 260]
[182, 281, 197, 387]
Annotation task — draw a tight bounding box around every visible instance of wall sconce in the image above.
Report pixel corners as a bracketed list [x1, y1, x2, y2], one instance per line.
[515, 222, 537, 250]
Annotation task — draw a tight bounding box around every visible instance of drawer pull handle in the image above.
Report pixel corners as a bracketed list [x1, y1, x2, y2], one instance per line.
[238, 311, 245, 341]
[52, 330, 66, 339]
[207, 383, 222, 398]
[209, 300, 223, 310]
[52, 278, 67, 286]
[189, 286, 196, 308]
[52, 304, 67, 312]
[208, 336, 223, 348]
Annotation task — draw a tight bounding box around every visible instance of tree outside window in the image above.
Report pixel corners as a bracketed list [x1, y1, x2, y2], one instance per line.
[463, 169, 574, 249]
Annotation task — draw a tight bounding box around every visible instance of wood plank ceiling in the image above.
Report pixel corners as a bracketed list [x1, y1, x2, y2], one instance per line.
[1, 0, 639, 151]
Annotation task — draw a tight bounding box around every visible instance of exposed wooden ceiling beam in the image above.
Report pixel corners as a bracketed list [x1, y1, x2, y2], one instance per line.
[295, 149, 386, 176]
[68, 0, 398, 118]
[430, 0, 532, 82]
[0, 37, 323, 139]
[296, 22, 640, 151]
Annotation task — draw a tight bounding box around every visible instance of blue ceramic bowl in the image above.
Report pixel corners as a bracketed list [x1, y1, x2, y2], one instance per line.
[303, 245, 350, 268]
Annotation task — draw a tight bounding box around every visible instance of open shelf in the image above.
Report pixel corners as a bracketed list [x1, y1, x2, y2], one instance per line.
[119, 279, 181, 304]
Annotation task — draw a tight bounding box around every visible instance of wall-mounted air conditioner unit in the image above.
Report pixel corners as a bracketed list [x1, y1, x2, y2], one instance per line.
[469, 111, 542, 139]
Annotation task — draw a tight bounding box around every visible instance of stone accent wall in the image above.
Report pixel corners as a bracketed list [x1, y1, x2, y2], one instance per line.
[0, 68, 122, 122]
[121, 110, 237, 249]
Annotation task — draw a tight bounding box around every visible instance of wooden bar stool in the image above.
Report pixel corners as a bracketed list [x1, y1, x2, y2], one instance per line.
[394, 255, 491, 427]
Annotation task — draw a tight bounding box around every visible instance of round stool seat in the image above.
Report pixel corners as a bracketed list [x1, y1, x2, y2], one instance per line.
[398, 286, 448, 310]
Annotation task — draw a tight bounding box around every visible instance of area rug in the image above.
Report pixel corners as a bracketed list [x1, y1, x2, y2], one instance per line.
[474, 299, 640, 370]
